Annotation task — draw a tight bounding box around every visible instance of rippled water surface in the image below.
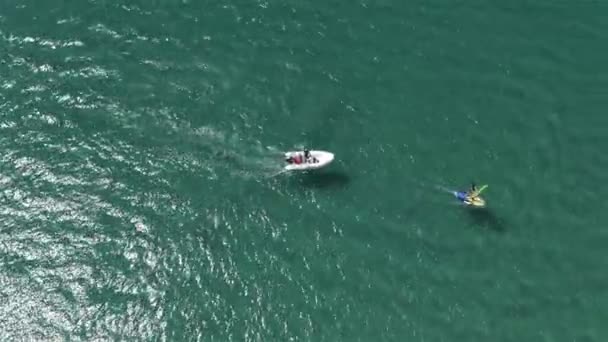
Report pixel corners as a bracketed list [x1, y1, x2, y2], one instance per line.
[1, 1, 608, 341]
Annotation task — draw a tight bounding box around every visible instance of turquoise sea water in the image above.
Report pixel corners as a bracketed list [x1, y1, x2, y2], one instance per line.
[1, 1, 608, 341]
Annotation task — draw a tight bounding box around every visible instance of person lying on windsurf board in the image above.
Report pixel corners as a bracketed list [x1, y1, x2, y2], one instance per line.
[454, 183, 487, 207]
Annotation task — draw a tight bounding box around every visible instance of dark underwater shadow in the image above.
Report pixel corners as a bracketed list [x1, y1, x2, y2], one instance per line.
[466, 207, 507, 233]
[297, 170, 351, 189]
